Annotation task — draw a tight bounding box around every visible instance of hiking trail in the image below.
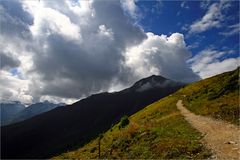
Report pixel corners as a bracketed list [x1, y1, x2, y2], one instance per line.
[177, 100, 240, 159]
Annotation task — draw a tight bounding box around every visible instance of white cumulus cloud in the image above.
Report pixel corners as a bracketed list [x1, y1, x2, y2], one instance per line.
[25, 3, 81, 41]
[124, 32, 199, 82]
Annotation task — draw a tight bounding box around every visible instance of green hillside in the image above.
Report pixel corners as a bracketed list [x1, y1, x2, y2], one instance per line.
[53, 68, 239, 159]
[180, 68, 239, 125]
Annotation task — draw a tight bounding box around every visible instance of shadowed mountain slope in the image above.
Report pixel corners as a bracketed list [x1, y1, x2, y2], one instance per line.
[1, 75, 183, 159]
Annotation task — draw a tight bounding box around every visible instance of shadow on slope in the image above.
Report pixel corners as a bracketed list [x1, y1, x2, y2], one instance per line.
[1, 75, 183, 159]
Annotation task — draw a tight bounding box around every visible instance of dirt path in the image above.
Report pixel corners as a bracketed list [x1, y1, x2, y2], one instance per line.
[176, 100, 240, 159]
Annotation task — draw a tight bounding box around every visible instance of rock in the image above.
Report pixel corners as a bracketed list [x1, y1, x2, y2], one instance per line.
[225, 141, 236, 144]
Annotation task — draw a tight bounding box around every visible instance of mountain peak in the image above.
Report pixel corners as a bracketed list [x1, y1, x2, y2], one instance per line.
[133, 75, 168, 87]
[130, 75, 180, 92]
[1, 73, 183, 158]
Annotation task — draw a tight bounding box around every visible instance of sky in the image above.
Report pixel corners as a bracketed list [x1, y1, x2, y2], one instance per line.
[0, 0, 239, 104]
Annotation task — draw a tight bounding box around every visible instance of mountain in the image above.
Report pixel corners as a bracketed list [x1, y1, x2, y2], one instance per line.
[0, 101, 25, 126]
[1, 75, 183, 159]
[130, 75, 183, 92]
[53, 68, 239, 159]
[10, 101, 64, 124]
[0, 101, 63, 126]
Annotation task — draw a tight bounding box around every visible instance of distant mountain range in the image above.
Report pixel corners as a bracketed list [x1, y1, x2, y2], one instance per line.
[1, 101, 25, 126]
[1, 75, 183, 159]
[0, 101, 64, 126]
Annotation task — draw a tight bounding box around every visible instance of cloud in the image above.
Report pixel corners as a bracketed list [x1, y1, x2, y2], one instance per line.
[219, 23, 240, 37]
[124, 32, 200, 82]
[181, 1, 189, 9]
[188, 48, 239, 78]
[189, 1, 231, 34]
[151, 0, 164, 15]
[17, 0, 146, 102]
[0, 0, 33, 39]
[120, 0, 139, 19]
[187, 42, 200, 49]
[0, 52, 21, 70]
[200, 0, 211, 10]
[0, 70, 32, 104]
[0, 0, 199, 104]
[30, 7, 81, 41]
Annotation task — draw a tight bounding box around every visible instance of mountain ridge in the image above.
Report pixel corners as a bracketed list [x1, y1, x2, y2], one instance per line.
[10, 101, 64, 125]
[0, 101, 63, 126]
[0, 102, 25, 126]
[1, 74, 183, 159]
[53, 68, 239, 159]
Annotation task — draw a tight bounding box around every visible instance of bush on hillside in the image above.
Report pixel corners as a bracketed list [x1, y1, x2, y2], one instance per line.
[119, 115, 129, 129]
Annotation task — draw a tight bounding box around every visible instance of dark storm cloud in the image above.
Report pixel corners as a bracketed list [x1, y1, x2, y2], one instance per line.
[92, 1, 146, 46]
[1, 0, 200, 103]
[0, 1, 34, 103]
[27, 0, 146, 99]
[0, 52, 20, 70]
[31, 34, 123, 98]
[0, 0, 33, 39]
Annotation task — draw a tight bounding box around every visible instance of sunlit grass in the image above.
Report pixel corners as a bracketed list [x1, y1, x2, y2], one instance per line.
[53, 68, 238, 159]
[179, 68, 239, 125]
[53, 95, 211, 159]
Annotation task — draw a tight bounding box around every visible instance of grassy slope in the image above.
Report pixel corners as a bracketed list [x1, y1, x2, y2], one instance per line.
[179, 68, 239, 125]
[53, 95, 211, 159]
[53, 68, 238, 159]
